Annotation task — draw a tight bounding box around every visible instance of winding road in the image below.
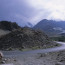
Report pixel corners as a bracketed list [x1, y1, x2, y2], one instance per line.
[2, 41, 65, 57]
[1, 41, 65, 65]
[2, 42, 65, 57]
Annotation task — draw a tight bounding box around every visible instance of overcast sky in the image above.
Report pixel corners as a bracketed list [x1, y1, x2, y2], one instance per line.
[0, 0, 65, 26]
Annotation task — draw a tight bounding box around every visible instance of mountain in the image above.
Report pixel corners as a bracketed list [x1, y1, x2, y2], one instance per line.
[0, 21, 21, 37]
[0, 27, 57, 50]
[0, 21, 33, 37]
[34, 19, 65, 36]
[0, 21, 21, 31]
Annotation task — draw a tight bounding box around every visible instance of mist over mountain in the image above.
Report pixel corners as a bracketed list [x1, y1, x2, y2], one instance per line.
[34, 19, 65, 36]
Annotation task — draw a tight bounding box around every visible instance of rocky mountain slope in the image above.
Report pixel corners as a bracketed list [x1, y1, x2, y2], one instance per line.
[0, 21, 20, 31]
[0, 27, 57, 50]
[0, 29, 10, 36]
[0, 21, 21, 37]
[34, 19, 65, 36]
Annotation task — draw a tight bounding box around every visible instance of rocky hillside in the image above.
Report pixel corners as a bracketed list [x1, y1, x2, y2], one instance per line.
[0, 29, 10, 36]
[0, 21, 20, 31]
[0, 21, 21, 37]
[0, 27, 56, 50]
[34, 19, 65, 36]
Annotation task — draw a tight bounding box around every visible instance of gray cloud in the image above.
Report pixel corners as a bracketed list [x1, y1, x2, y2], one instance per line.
[27, 0, 65, 24]
[0, 0, 34, 26]
[0, 0, 65, 26]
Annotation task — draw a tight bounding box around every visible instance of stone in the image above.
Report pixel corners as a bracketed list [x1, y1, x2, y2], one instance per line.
[0, 52, 3, 60]
[55, 62, 63, 65]
[1, 64, 14, 65]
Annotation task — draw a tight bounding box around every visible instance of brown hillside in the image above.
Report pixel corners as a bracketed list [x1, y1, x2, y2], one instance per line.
[0, 27, 56, 50]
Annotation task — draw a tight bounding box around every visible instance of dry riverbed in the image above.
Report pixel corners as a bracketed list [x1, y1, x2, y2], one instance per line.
[0, 41, 65, 65]
[0, 50, 65, 65]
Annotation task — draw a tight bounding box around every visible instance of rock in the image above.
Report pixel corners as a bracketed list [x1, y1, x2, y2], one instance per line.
[13, 59, 17, 61]
[1, 61, 6, 64]
[55, 62, 63, 65]
[0, 52, 3, 60]
[4, 59, 7, 61]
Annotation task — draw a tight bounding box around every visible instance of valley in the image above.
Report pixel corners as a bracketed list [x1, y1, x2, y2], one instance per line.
[0, 21, 65, 65]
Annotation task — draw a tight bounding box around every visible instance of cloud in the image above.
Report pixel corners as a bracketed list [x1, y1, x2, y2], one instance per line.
[0, 0, 65, 25]
[0, 0, 32, 24]
[26, 0, 65, 23]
